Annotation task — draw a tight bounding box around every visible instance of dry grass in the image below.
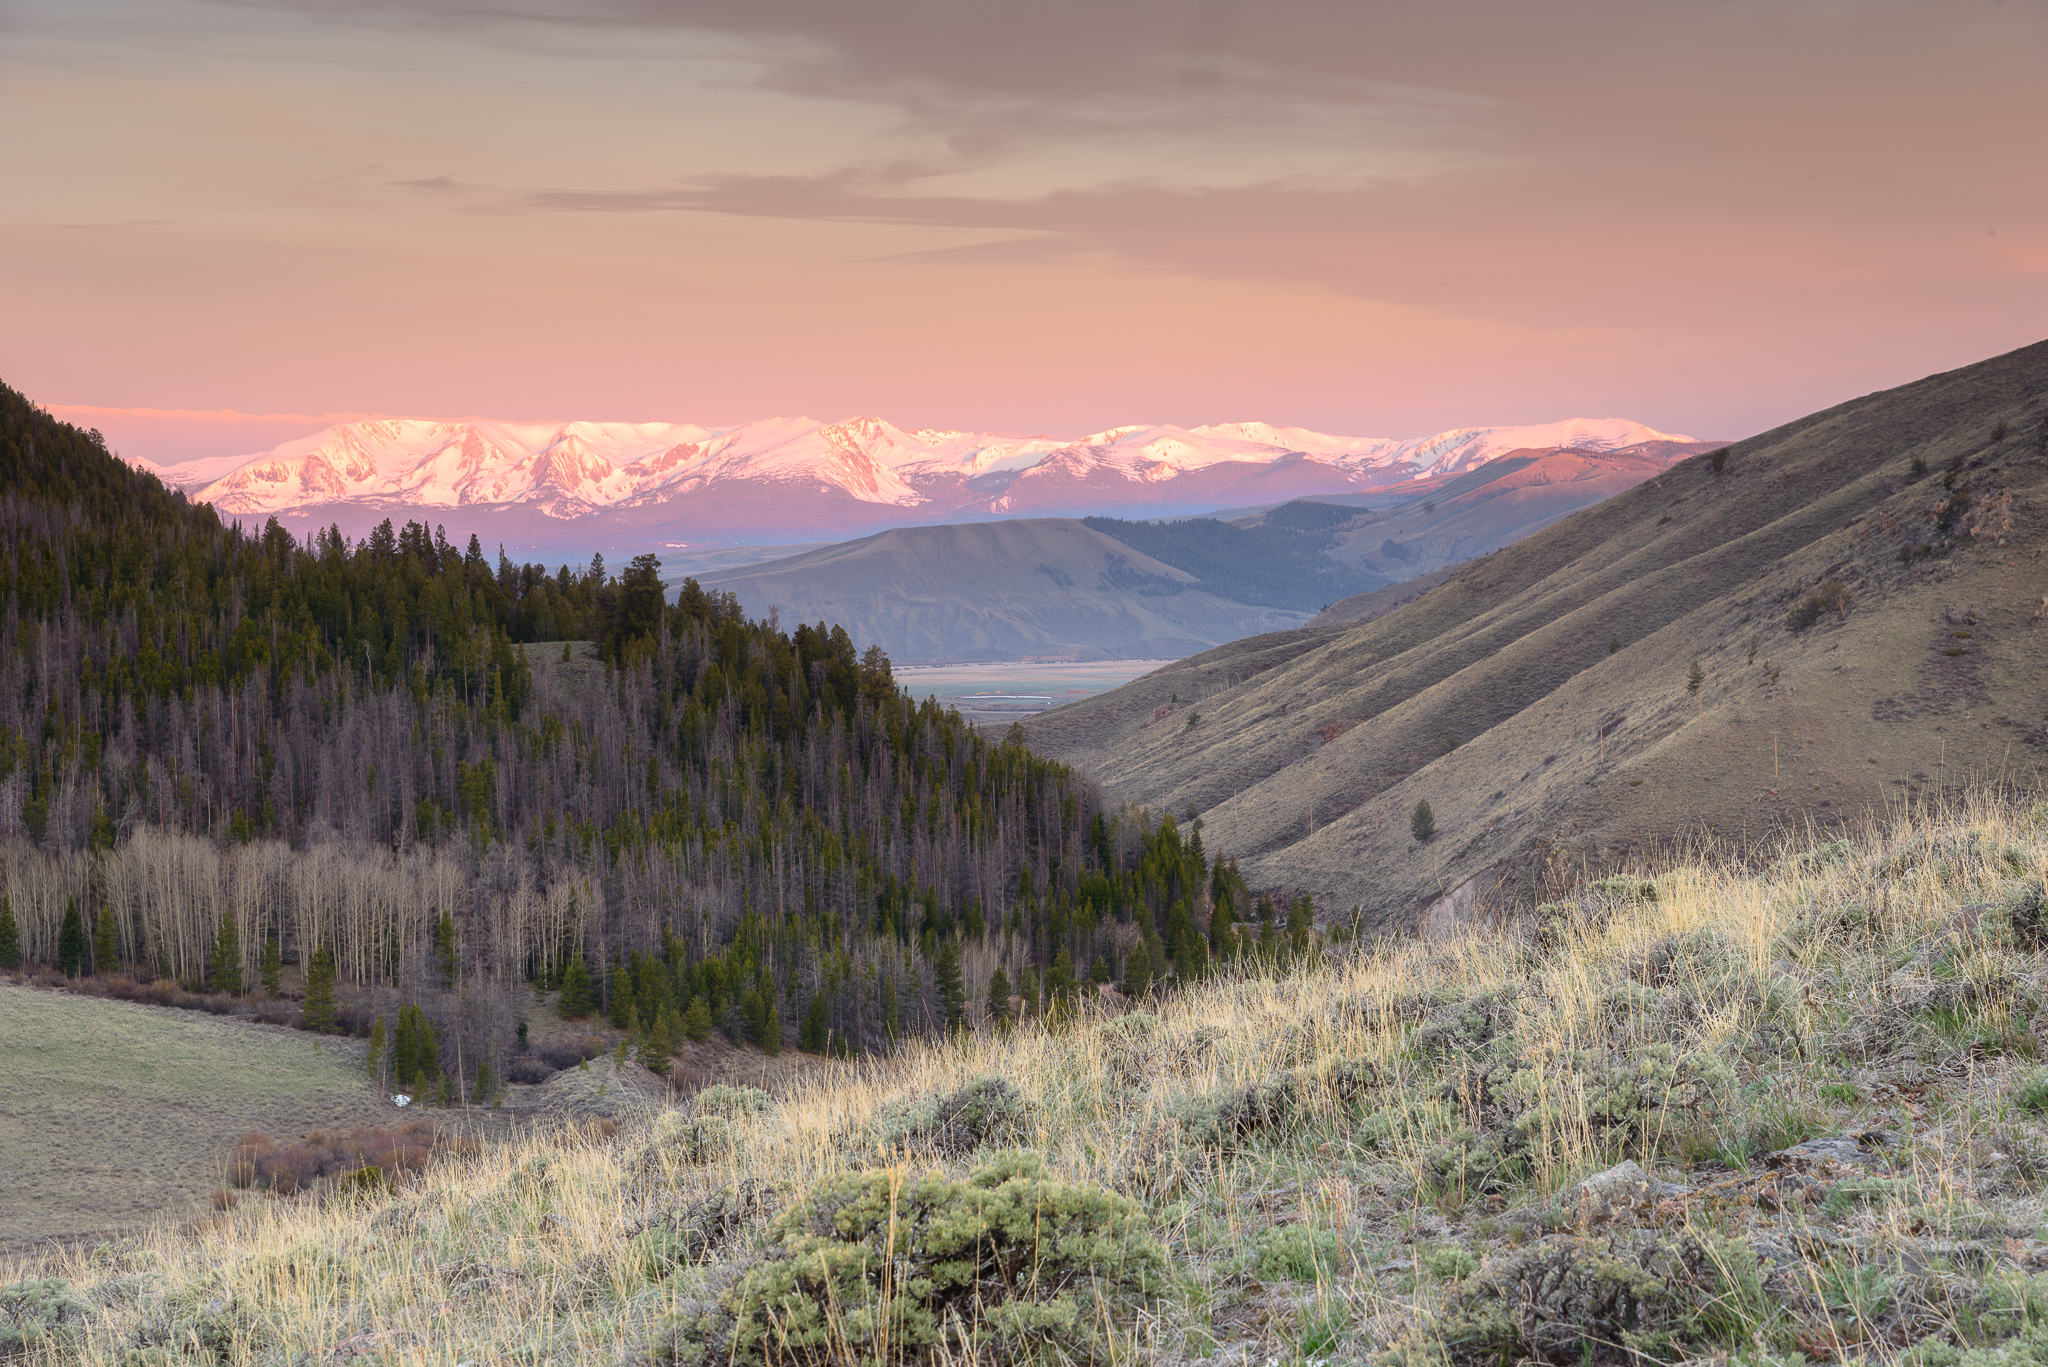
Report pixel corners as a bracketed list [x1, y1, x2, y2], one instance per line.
[6, 792, 2048, 1364]
[0, 986, 395, 1257]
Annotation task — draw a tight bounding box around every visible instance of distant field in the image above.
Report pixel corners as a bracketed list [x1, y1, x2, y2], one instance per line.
[0, 983, 392, 1255]
[897, 658, 1173, 724]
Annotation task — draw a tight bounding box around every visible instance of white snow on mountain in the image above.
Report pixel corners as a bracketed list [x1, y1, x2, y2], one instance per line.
[158, 413, 1694, 519]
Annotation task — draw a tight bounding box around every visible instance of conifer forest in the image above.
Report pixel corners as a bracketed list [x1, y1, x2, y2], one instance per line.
[0, 383, 1316, 1094]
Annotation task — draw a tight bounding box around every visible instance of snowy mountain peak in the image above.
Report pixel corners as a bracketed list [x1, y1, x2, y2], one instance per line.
[154, 411, 1707, 540]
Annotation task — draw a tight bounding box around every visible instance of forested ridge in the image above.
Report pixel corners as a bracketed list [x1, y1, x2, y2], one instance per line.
[0, 383, 1318, 1091]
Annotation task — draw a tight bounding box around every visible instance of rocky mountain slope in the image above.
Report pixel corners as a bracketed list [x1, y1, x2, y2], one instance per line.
[130, 414, 1708, 551]
[1023, 339, 2048, 930]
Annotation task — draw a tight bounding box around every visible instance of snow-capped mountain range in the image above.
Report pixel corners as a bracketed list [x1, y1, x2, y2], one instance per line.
[131, 414, 1713, 550]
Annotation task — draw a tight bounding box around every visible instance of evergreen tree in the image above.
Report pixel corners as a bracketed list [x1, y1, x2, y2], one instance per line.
[1046, 946, 1076, 1015]
[682, 994, 714, 1044]
[1017, 965, 1040, 1019]
[208, 909, 242, 994]
[1411, 798, 1436, 843]
[368, 1015, 387, 1084]
[556, 953, 594, 1019]
[56, 899, 86, 977]
[1121, 941, 1153, 999]
[0, 897, 18, 971]
[473, 1057, 498, 1105]
[433, 911, 457, 986]
[1256, 916, 1279, 965]
[301, 945, 338, 1033]
[932, 940, 967, 1034]
[392, 1008, 417, 1087]
[987, 965, 1013, 1024]
[607, 966, 635, 1029]
[260, 934, 283, 996]
[799, 991, 829, 1053]
[93, 907, 119, 977]
[642, 1004, 680, 1077]
[393, 1003, 438, 1087]
[1288, 894, 1316, 960]
[1089, 954, 1113, 985]
[1208, 897, 1237, 963]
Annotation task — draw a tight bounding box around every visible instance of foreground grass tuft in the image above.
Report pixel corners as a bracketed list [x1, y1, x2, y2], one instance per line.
[6, 792, 2048, 1364]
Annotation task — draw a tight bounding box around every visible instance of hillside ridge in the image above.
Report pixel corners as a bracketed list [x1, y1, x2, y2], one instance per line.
[1023, 338, 2048, 929]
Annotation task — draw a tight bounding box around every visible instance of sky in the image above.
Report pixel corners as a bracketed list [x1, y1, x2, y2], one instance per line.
[4, 0, 2045, 467]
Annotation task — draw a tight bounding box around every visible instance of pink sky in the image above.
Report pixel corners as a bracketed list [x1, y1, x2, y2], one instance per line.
[6, 0, 2045, 468]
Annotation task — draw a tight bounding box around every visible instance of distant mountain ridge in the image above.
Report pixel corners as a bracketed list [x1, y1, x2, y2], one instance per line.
[128, 413, 1715, 549]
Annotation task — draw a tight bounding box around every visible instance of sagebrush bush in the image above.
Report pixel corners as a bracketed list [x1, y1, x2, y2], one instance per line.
[1253, 1225, 1344, 1283]
[0, 1277, 90, 1357]
[870, 1076, 1029, 1156]
[691, 1085, 773, 1119]
[693, 1154, 1162, 1366]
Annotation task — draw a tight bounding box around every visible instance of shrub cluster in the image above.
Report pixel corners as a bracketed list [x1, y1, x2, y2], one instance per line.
[225, 1120, 460, 1196]
[659, 1154, 1163, 1366]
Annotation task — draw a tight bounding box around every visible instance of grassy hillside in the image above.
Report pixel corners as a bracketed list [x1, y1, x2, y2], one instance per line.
[1024, 339, 2048, 930]
[5, 797, 2047, 1364]
[700, 518, 1321, 662]
[0, 985, 388, 1255]
[1081, 507, 1387, 612]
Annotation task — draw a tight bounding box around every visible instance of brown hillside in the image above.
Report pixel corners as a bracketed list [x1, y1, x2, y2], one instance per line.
[700, 517, 1313, 662]
[1024, 340, 2048, 931]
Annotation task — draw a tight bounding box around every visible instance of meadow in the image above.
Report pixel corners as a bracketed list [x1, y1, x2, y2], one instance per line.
[4, 792, 2048, 1365]
[0, 988, 390, 1257]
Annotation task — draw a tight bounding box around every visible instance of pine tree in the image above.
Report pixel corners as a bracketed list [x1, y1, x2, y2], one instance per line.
[1046, 946, 1076, 1016]
[473, 1057, 498, 1105]
[393, 1006, 419, 1088]
[301, 945, 338, 1033]
[56, 899, 86, 978]
[762, 998, 782, 1057]
[987, 966, 1013, 1024]
[368, 1015, 387, 1084]
[607, 966, 635, 1029]
[682, 994, 714, 1043]
[93, 907, 119, 978]
[1288, 894, 1315, 960]
[932, 940, 967, 1034]
[1017, 965, 1039, 1019]
[556, 953, 594, 1019]
[434, 911, 457, 986]
[396, 1003, 438, 1086]
[1121, 941, 1153, 999]
[1410, 799, 1436, 843]
[1208, 897, 1237, 963]
[260, 934, 283, 996]
[1089, 954, 1112, 986]
[799, 991, 829, 1053]
[0, 897, 19, 972]
[642, 1005, 680, 1077]
[208, 909, 242, 995]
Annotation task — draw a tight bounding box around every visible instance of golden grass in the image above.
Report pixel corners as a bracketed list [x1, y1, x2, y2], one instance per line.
[7, 791, 2046, 1364]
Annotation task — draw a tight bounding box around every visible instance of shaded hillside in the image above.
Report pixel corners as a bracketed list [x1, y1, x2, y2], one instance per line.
[1083, 504, 1387, 611]
[700, 519, 1319, 663]
[1295, 446, 1706, 580]
[1024, 340, 2048, 930]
